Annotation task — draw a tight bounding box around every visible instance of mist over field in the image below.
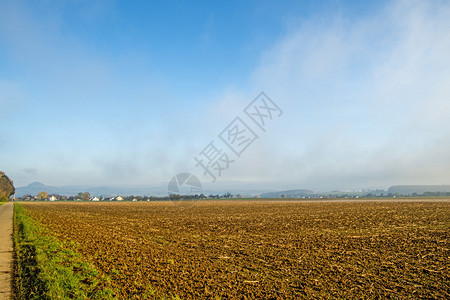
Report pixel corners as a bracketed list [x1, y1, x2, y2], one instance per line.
[1, 0, 449, 192]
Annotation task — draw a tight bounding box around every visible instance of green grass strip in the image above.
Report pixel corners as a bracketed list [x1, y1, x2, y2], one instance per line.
[13, 203, 117, 299]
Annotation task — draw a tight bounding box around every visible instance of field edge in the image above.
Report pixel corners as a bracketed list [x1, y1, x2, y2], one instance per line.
[13, 203, 117, 300]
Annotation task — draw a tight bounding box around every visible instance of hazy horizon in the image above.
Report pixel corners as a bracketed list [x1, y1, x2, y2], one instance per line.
[14, 179, 450, 197]
[1, 0, 449, 191]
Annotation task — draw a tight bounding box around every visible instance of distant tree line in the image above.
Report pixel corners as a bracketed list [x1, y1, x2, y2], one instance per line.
[14, 192, 239, 201]
[13, 190, 450, 202]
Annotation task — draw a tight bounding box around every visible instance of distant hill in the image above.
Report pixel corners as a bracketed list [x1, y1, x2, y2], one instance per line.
[260, 189, 313, 198]
[14, 182, 166, 197]
[14, 182, 273, 198]
[388, 185, 450, 195]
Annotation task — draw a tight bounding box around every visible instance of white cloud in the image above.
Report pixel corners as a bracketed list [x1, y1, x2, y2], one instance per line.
[218, 0, 450, 190]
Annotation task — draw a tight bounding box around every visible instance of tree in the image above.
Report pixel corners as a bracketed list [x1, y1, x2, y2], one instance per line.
[37, 191, 49, 200]
[23, 194, 33, 201]
[0, 171, 15, 201]
[78, 192, 90, 201]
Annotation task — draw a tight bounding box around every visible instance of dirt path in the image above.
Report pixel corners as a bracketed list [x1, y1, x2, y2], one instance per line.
[0, 202, 13, 300]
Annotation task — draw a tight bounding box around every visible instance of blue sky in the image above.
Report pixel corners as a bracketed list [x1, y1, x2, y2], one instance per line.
[1, 0, 449, 192]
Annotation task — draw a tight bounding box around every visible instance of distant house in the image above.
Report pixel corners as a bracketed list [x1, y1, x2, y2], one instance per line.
[49, 195, 57, 201]
[116, 196, 123, 201]
[91, 197, 100, 201]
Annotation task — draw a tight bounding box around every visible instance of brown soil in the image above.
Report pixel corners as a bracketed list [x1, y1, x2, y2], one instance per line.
[21, 200, 449, 299]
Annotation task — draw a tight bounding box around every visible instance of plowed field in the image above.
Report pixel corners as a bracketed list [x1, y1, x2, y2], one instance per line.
[21, 200, 449, 299]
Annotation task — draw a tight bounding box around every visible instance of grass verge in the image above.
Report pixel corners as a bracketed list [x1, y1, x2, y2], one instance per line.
[13, 203, 117, 299]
